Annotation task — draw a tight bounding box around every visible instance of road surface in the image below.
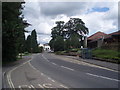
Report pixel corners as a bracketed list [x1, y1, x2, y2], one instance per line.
[3, 53, 119, 89]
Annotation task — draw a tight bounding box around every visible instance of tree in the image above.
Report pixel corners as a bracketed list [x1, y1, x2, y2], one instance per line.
[2, 2, 29, 62]
[50, 21, 65, 51]
[64, 18, 88, 48]
[54, 36, 64, 52]
[25, 29, 38, 53]
[49, 38, 55, 51]
[51, 21, 65, 39]
[31, 29, 38, 53]
[25, 35, 31, 53]
[69, 33, 81, 48]
[49, 18, 89, 51]
[64, 18, 89, 38]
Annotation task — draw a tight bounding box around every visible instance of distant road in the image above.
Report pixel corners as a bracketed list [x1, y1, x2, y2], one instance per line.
[4, 53, 119, 88]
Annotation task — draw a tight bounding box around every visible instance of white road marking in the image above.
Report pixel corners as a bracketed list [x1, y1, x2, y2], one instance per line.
[38, 84, 44, 88]
[18, 85, 31, 88]
[61, 66, 74, 71]
[7, 68, 16, 88]
[7, 73, 12, 88]
[28, 61, 40, 72]
[43, 83, 53, 88]
[86, 73, 120, 82]
[42, 54, 49, 62]
[30, 85, 35, 88]
[48, 77, 55, 82]
[46, 60, 49, 62]
[41, 73, 44, 76]
[7, 57, 32, 88]
[52, 54, 118, 72]
[60, 84, 68, 88]
[52, 62, 57, 65]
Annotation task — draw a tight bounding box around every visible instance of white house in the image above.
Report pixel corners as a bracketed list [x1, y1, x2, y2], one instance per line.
[43, 43, 50, 52]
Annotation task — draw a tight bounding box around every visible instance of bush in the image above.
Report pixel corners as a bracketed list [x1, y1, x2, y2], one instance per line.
[69, 48, 80, 52]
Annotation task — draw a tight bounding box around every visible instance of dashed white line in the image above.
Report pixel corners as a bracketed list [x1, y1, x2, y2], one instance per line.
[61, 66, 74, 71]
[52, 62, 57, 65]
[42, 54, 49, 62]
[41, 73, 44, 76]
[48, 77, 55, 82]
[46, 60, 50, 62]
[86, 73, 120, 82]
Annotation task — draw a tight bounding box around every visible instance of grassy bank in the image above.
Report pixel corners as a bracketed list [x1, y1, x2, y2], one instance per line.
[92, 48, 120, 63]
[55, 48, 120, 64]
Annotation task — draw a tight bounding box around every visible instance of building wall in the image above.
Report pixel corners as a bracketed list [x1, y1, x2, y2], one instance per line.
[44, 45, 50, 51]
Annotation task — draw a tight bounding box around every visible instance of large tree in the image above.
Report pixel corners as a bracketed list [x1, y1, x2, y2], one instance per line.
[64, 18, 88, 48]
[50, 21, 65, 51]
[51, 21, 65, 39]
[64, 18, 88, 38]
[2, 2, 29, 62]
[25, 35, 31, 53]
[49, 18, 89, 51]
[31, 29, 38, 53]
[25, 29, 38, 53]
[54, 36, 64, 52]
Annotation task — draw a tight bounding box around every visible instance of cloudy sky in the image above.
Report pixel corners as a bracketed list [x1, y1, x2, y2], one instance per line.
[22, 0, 119, 44]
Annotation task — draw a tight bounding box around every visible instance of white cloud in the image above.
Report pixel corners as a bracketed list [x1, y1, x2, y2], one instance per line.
[37, 35, 52, 44]
[23, 1, 118, 44]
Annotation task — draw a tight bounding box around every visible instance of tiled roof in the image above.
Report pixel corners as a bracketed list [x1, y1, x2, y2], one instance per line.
[104, 30, 120, 39]
[108, 30, 120, 35]
[88, 31, 107, 40]
[88, 30, 120, 41]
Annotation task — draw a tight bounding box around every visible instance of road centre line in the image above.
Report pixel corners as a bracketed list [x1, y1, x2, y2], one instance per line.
[42, 54, 49, 62]
[41, 73, 44, 76]
[48, 77, 55, 82]
[51, 62, 57, 65]
[61, 66, 74, 71]
[86, 73, 120, 82]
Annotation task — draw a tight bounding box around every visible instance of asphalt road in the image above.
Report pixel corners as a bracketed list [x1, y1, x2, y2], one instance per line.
[4, 53, 119, 89]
